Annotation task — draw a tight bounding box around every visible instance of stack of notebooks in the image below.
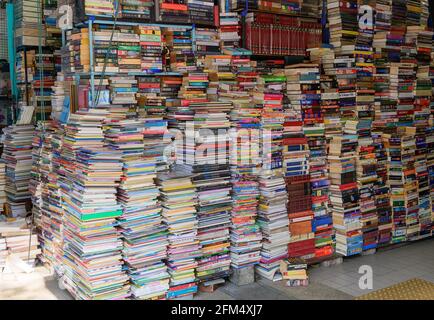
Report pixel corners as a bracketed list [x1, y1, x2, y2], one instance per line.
[283, 66, 315, 259]
[383, 128, 419, 243]
[136, 26, 163, 74]
[105, 119, 170, 300]
[61, 110, 130, 300]
[329, 135, 362, 256]
[157, 170, 200, 299]
[2, 125, 35, 218]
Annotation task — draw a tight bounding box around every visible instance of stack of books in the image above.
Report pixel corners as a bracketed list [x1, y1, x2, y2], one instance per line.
[280, 258, 309, 287]
[329, 135, 362, 256]
[105, 119, 170, 300]
[384, 128, 419, 243]
[157, 170, 200, 299]
[2, 125, 35, 218]
[196, 28, 220, 56]
[218, 13, 241, 50]
[84, 0, 115, 16]
[61, 110, 130, 300]
[136, 26, 164, 74]
[0, 161, 6, 214]
[188, 0, 215, 25]
[93, 28, 119, 73]
[117, 30, 142, 73]
[372, 131, 393, 246]
[65, 28, 90, 73]
[158, 0, 190, 23]
[32, 52, 56, 118]
[256, 175, 289, 280]
[14, 0, 46, 47]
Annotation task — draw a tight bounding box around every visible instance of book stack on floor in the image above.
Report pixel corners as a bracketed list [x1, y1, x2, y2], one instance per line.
[0, 219, 41, 267]
[383, 128, 418, 243]
[51, 72, 68, 121]
[176, 68, 234, 287]
[292, 62, 334, 259]
[212, 49, 262, 271]
[136, 26, 164, 74]
[30, 121, 55, 267]
[61, 110, 130, 300]
[105, 118, 170, 300]
[253, 70, 289, 280]
[2, 125, 35, 218]
[280, 258, 309, 287]
[372, 131, 393, 246]
[329, 135, 362, 256]
[283, 65, 315, 259]
[156, 170, 200, 299]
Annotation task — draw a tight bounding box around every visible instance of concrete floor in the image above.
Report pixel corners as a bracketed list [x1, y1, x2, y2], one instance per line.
[1, 238, 433, 300]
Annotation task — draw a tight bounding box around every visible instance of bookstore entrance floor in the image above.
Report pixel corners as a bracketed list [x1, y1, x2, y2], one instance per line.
[1, 237, 433, 300]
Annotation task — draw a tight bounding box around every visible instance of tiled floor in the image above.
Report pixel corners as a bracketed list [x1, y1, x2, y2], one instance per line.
[0, 237, 433, 300]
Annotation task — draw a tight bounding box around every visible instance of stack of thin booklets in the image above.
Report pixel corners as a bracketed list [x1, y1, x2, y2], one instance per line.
[61, 110, 130, 300]
[280, 258, 309, 287]
[105, 118, 170, 300]
[157, 169, 200, 299]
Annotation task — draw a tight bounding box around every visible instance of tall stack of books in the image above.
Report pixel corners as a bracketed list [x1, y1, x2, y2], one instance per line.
[372, 131, 393, 246]
[2, 125, 35, 218]
[156, 170, 200, 299]
[61, 110, 130, 300]
[196, 28, 220, 56]
[30, 121, 57, 267]
[105, 118, 170, 300]
[136, 26, 164, 74]
[352, 9, 379, 251]
[14, 0, 45, 47]
[117, 28, 141, 73]
[329, 135, 362, 256]
[283, 66, 314, 259]
[383, 128, 419, 243]
[109, 76, 138, 114]
[0, 161, 6, 214]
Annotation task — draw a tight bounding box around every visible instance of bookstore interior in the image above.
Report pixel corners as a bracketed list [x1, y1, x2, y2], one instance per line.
[0, 0, 433, 301]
